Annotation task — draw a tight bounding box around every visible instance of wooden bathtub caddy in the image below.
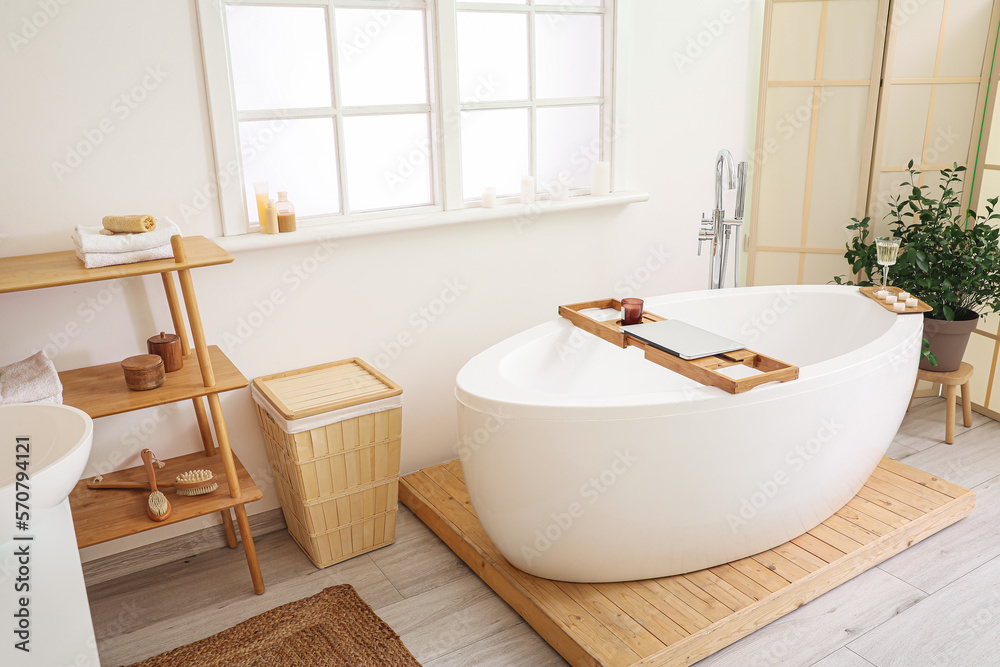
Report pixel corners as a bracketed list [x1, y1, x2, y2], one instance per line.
[402, 458, 975, 667]
[559, 299, 798, 394]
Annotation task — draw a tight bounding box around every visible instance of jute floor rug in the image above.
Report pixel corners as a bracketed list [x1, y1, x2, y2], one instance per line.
[127, 584, 421, 667]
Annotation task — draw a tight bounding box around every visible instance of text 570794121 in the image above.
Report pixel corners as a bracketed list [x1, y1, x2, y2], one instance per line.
[13, 436, 32, 653]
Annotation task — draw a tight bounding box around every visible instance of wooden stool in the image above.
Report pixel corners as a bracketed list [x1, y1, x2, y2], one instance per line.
[907, 362, 973, 444]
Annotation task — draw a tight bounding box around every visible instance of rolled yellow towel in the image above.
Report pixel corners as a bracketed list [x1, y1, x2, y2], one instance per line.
[102, 214, 156, 233]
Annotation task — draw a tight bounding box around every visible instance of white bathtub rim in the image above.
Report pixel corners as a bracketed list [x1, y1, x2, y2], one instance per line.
[456, 285, 923, 421]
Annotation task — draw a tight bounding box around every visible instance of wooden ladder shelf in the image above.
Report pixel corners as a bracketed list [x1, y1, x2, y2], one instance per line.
[0, 235, 265, 595]
[559, 299, 799, 394]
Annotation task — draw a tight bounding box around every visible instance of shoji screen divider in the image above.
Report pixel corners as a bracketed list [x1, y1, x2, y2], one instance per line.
[867, 0, 998, 232]
[867, 0, 1000, 409]
[746, 0, 890, 286]
[748, 0, 1000, 416]
[748, 0, 999, 286]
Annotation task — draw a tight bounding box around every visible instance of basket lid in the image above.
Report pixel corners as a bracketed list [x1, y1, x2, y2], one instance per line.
[252, 358, 402, 420]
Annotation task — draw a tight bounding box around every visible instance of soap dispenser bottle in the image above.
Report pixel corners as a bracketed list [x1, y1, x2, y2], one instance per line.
[264, 198, 279, 235]
[276, 191, 297, 233]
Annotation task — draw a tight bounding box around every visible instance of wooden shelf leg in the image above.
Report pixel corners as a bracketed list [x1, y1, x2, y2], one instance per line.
[907, 378, 919, 412]
[208, 392, 242, 498]
[946, 384, 957, 444]
[161, 271, 192, 356]
[191, 395, 237, 546]
[234, 504, 265, 595]
[192, 397, 216, 457]
[221, 508, 238, 549]
[961, 381, 973, 427]
[171, 236, 215, 388]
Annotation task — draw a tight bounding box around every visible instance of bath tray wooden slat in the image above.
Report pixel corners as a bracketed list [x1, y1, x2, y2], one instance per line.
[558, 299, 799, 394]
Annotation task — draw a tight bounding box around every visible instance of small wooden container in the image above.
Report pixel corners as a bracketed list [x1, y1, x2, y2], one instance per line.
[122, 354, 165, 391]
[147, 331, 182, 372]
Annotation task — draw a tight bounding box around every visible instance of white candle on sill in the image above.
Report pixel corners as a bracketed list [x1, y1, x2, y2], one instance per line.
[906, 297, 918, 308]
[591, 161, 611, 196]
[893, 301, 906, 312]
[482, 186, 497, 208]
[886, 294, 898, 304]
[520, 176, 536, 204]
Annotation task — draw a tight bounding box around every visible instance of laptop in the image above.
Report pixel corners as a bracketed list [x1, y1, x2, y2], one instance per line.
[620, 319, 746, 360]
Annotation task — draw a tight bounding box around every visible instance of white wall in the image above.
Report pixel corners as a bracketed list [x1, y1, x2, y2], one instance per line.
[0, 0, 758, 561]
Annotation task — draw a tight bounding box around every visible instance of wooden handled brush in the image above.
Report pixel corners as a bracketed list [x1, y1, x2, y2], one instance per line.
[88, 470, 218, 495]
[141, 449, 171, 522]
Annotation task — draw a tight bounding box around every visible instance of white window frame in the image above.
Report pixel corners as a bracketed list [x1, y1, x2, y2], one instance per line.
[197, 0, 632, 240]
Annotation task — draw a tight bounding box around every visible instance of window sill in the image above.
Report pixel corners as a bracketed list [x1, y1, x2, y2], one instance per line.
[214, 191, 650, 253]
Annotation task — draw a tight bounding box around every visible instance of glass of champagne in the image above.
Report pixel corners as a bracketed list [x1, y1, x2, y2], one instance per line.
[876, 236, 901, 296]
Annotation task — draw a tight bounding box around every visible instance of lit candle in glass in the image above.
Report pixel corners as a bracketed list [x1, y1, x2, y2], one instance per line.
[621, 298, 644, 325]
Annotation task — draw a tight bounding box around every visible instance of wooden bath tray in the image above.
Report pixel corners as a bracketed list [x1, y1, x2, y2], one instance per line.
[859, 286, 933, 314]
[559, 299, 798, 394]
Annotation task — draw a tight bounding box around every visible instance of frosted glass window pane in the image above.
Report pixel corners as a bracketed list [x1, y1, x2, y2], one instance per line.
[537, 106, 600, 191]
[536, 15, 602, 99]
[461, 108, 530, 199]
[336, 9, 428, 106]
[462, 0, 526, 3]
[822, 0, 878, 80]
[226, 6, 331, 111]
[768, 2, 821, 81]
[537, 0, 601, 5]
[343, 114, 432, 212]
[457, 13, 529, 102]
[240, 119, 340, 221]
[891, 0, 945, 78]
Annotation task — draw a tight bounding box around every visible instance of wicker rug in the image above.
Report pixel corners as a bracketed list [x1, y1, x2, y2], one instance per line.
[127, 584, 421, 667]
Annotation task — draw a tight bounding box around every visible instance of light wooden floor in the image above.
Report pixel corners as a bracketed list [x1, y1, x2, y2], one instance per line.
[88, 396, 1000, 666]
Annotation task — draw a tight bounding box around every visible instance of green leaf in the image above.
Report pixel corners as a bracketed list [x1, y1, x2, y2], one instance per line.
[942, 304, 956, 321]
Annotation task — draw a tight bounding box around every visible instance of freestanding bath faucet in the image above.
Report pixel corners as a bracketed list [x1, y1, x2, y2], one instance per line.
[698, 149, 747, 289]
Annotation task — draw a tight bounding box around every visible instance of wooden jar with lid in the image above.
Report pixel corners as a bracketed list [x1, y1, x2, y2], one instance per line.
[122, 354, 165, 391]
[147, 331, 183, 372]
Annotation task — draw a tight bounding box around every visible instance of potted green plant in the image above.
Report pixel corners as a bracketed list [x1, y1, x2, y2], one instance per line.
[834, 162, 1000, 371]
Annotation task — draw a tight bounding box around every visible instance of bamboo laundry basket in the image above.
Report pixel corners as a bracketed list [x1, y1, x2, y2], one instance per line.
[252, 358, 402, 568]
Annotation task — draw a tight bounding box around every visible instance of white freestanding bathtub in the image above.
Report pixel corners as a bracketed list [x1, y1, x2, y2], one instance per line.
[456, 285, 923, 582]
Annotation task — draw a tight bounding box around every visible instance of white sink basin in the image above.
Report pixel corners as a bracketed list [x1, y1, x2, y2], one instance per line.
[0, 404, 93, 545]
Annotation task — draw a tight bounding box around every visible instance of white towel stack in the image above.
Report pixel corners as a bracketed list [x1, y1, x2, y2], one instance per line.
[0, 351, 63, 405]
[72, 217, 180, 269]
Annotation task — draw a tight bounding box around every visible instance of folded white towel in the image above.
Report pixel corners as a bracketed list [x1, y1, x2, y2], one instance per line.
[74, 243, 173, 269]
[0, 351, 63, 405]
[72, 217, 180, 254]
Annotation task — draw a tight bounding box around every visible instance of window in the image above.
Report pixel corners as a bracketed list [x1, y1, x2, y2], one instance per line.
[456, 2, 609, 200]
[197, 0, 617, 236]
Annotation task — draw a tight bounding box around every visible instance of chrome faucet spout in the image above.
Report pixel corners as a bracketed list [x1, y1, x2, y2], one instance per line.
[714, 149, 736, 213]
[701, 149, 748, 290]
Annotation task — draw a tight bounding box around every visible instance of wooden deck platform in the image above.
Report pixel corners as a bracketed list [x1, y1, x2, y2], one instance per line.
[400, 458, 976, 667]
